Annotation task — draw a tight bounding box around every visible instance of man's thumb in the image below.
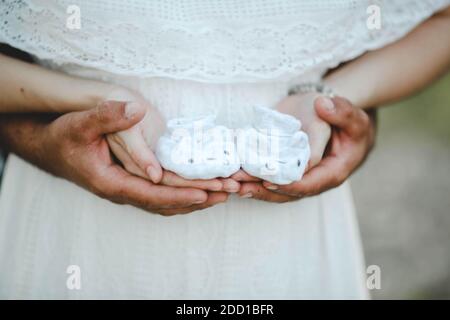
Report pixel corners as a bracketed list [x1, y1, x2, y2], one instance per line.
[314, 96, 354, 128]
[88, 101, 146, 137]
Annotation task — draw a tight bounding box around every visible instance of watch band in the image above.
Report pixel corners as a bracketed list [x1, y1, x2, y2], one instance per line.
[288, 82, 336, 98]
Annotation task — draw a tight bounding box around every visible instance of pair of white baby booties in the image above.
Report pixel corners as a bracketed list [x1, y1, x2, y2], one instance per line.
[156, 107, 310, 185]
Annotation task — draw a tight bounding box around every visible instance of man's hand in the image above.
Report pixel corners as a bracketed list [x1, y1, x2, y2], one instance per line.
[0, 102, 229, 215]
[277, 92, 332, 167]
[234, 96, 376, 202]
[102, 88, 165, 183]
[102, 89, 240, 193]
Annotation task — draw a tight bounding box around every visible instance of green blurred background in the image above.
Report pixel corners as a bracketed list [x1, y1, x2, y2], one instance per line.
[351, 72, 450, 299]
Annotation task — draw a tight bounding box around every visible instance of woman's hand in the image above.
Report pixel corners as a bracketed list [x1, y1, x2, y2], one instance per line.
[103, 88, 240, 193]
[231, 92, 334, 199]
[102, 88, 164, 183]
[236, 97, 376, 202]
[276, 92, 332, 168]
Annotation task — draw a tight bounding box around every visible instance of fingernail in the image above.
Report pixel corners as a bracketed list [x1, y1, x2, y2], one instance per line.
[318, 97, 335, 112]
[240, 193, 253, 198]
[224, 180, 240, 193]
[193, 199, 206, 204]
[225, 186, 240, 193]
[125, 102, 141, 119]
[210, 181, 223, 191]
[265, 184, 278, 190]
[146, 166, 160, 183]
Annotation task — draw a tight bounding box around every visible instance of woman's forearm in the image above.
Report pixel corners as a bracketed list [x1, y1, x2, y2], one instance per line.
[0, 54, 115, 113]
[324, 6, 450, 109]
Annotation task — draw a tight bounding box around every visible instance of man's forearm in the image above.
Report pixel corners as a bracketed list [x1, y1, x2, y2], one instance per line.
[0, 115, 50, 169]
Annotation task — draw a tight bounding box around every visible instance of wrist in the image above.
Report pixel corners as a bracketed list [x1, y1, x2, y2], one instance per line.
[0, 115, 50, 167]
[323, 65, 376, 109]
[68, 80, 120, 111]
[101, 86, 143, 103]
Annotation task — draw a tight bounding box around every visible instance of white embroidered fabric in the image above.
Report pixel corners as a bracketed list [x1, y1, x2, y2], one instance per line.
[0, 0, 448, 299]
[1, 0, 448, 83]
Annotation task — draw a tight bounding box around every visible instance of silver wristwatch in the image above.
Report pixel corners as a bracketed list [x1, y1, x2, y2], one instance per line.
[288, 82, 335, 98]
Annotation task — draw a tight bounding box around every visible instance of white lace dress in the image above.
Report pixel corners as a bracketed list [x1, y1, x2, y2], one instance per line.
[0, 0, 447, 299]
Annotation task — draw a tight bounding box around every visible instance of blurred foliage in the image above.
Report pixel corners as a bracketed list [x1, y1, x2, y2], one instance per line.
[353, 70, 450, 299]
[380, 72, 450, 143]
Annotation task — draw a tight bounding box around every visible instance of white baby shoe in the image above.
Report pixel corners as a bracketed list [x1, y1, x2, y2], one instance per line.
[239, 107, 310, 185]
[156, 115, 240, 180]
[156, 108, 310, 183]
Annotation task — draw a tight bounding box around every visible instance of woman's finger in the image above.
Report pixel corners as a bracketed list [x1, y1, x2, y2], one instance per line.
[107, 134, 148, 179]
[160, 170, 224, 191]
[305, 125, 331, 168]
[220, 178, 241, 193]
[230, 170, 262, 182]
[303, 97, 331, 168]
[116, 126, 163, 183]
[161, 173, 241, 193]
[109, 135, 239, 192]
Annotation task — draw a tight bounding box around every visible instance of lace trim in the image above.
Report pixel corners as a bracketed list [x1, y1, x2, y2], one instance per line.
[1, 0, 448, 82]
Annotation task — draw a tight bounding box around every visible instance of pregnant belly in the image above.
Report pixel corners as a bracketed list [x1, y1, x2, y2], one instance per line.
[133, 78, 292, 128]
[46, 63, 319, 128]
